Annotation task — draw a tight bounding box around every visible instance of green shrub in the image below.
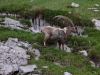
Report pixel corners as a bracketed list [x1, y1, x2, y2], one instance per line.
[20, 19, 31, 27]
[0, 26, 43, 43]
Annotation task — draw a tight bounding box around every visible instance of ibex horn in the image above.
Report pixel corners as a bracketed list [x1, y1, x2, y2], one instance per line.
[53, 15, 74, 27]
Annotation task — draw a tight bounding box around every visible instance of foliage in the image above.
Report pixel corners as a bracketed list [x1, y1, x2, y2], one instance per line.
[0, 0, 96, 27]
[0, 26, 43, 43]
[0, 0, 100, 75]
[20, 19, 31, 27]
[0, 26, 100, 74]
[29, 44, 100, 75]
[0, 18, 4, 22]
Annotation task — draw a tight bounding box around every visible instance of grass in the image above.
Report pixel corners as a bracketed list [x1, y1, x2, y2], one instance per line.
[65, 27, 100, 69]
[20, 19, 31, 27]
[29, 45, 100, 75]
[82, 28, 100, 65]
[0, 0, 100, 19]
[0, 18, 4, 22]
[0, 0, 99, 27]
[0, 0, 100, 75]
[0, 26, 100, 74]
[0, 26, 44, 43]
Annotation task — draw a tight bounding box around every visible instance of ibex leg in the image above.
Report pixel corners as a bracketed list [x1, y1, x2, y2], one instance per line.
[43, 34, 50, 46]
[62, 40, 65, 50]
[58, 40, 64, 50]
[58, 40, 61, 50]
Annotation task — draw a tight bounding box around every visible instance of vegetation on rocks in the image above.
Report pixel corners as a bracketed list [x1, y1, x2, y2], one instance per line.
[30, 44, 100, 75]
[0, 25, 100, 75]
[0, 0, 99, 27]
[0, 0, 100, 75]
[0, 26, 43, 43]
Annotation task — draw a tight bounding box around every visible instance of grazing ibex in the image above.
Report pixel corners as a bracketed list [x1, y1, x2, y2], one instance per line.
[41, 15, 77, 50]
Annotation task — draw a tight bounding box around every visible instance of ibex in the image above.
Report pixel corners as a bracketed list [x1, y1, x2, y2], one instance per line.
[41, 15, 77, 50]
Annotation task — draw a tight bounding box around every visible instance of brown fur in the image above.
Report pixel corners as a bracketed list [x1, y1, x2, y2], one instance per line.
[41, 15, 76, 50]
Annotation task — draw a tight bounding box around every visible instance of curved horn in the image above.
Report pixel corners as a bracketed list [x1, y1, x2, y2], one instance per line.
[53, 15, 74, 27]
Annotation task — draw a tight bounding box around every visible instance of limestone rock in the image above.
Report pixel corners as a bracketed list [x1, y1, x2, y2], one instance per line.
[71, 2, 79, 8]
[64, 72, 73, 75]
[0, 38, 31, 74]
[3, 17, 24, 29]
[92, 19, 100, 30]
[95, 4, 99, 7]
[42, 66, 48, 68]
[1, 64, 13, 75]
[78, 50, 88, 57]
[90, 61, 96, 67]
[19, 65, 37, 74]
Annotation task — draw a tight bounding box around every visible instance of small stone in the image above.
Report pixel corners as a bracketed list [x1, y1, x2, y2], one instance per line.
[19, 65, 37, 74]
[92, 19, 100, 30]
[71, 2, 79, 8]
[90, 61, 96, 67]
[93, 10, 99, 12]
[88, 8, 97, 10]
[42, 66, 48, 68]
[64, 72, 72, 75]
[95, 4, 99, 7]
[78, 50, 88, 57]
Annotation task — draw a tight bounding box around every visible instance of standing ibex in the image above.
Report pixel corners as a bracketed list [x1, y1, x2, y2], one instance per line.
[41, 15, 76, 50]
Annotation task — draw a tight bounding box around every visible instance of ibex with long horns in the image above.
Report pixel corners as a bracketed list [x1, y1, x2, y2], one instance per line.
[41, 15, 77, 50]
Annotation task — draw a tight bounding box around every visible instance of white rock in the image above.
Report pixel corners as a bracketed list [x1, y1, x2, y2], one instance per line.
[64, 44, 71, 52]
[92, 19, 100, 30]
[88, 8, 97, 10]
[12, 64, 19, 71]
[0, 38, 31, 74]
[78, 50, 88, 57]
[0, 64, 4, 69]
[14, 47, 26, 55]
[2, 64, 13, 75]
[3, 17, 23, 29]
[69, 12, 72, 14]
[0, 59, 3, 63]
[64, 72, 72, 75]
[54, 62, 61, 66]
[18, 41, 30, 47]
[95, 4, 99, 7]
[1, 52, 9, 60]
[29, 48, 40, 60]
[0, 71, 3, 75]
[5, 37, 18, 48]
[29, 27, 40, 33]
[12, 59, 18, 64]
[93, 10, 99, 12]
[6, 58, 12, 64]
[75, 26, 83, 36]
[30, 0, 34, 2]
[19, 65, 37, 73]
[0, 42, 4, 45]
[71, 2, 79, 8]
[90, 61, 96, 67]
[0, 45, 10, 53]
[17, 58, 28, 65]
[34, 49, 40, 60]
[42, 66, 48, 68]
